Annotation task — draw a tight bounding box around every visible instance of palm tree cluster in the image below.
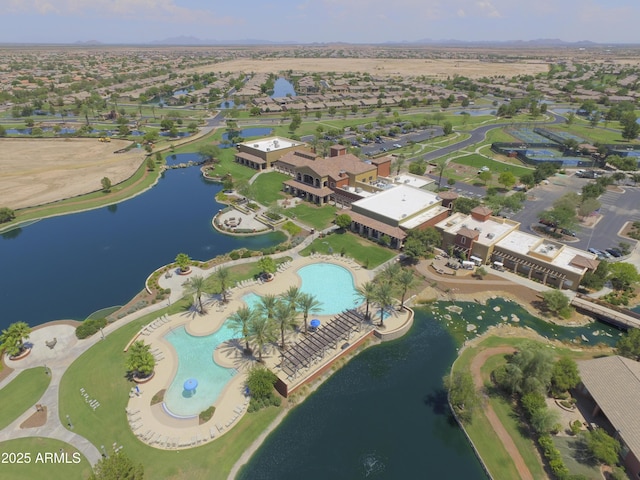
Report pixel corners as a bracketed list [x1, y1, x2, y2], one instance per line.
[125, 341, 156, 379]
[0, 321, 31, 358]
[354, 263, 417, 327]
[227, 287, 322, 362]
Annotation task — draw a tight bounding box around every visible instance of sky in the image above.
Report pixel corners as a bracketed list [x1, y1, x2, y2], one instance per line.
[0, 0, 639, 45]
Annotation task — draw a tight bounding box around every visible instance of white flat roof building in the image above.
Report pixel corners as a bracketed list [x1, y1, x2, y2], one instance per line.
[351, 184, 443, 226]
[391, 173, 434, 189]
[495, 230, 596, 275]
[239, 136, 303, 153]
[436, 212, 519, 246]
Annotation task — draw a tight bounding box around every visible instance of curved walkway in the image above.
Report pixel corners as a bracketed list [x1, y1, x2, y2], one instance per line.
[0, 223, 372, 465]
[469, 346, 535, 480]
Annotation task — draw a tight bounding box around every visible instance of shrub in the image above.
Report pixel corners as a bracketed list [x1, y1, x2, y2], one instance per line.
[241, 250, 252, 258]
[76, 317, 108, 339]
[229, 251, 240, 260]
[199, 405, 216, 423]
[570, 420, 582, 436]
[246, 367, 281, 412]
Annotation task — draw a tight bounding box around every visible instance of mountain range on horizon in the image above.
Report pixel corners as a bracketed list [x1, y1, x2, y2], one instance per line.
[43, 36, 638, 47]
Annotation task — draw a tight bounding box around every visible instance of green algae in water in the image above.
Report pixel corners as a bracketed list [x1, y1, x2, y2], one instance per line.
[425, 297, 622, 347]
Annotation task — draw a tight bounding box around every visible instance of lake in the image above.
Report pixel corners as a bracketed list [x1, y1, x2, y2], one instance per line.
[0, 158, 284, 328]
[271, 77, 296, 98]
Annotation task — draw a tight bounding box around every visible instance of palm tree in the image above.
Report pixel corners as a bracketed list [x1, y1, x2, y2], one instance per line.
[396, 268, 416, 308]
[392, 154, 406, 175]
[249, 314, 276, 362]
[354, 281, 376, 321]
[273, 300, 298, 350]
[125, 341, 155, 378]
[0, 321, 31, 357]
[281, 286, 301, 314]
[184, 275, 206, 313]
[228, 306, 256, 354]
[258, 293, 278, 323]
[215, 267, 231, 303]
[379, 262, 401, 284]
[373, 281, 395, 327]
[296, 292, 322, 334]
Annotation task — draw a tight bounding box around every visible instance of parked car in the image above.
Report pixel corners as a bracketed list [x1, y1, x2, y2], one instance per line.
[539, 218, 558, 228]
[393, 143, 402, 148]
[588, 248, 601, 255]
[561, 228, 576, 237]
[606, 248, 622, 258]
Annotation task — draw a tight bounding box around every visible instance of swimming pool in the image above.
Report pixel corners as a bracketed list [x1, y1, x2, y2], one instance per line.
[163, 325, 236, 417]
[243, 263, 360, 315]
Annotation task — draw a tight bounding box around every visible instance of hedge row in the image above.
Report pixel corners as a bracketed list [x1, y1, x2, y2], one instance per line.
[76, 317, 108, 339]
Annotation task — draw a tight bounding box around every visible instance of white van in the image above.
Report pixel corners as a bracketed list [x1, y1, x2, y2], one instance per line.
[462, 261, 475, 270]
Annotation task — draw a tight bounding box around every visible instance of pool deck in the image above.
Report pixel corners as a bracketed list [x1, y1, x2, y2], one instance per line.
[124, 255, 412, 449]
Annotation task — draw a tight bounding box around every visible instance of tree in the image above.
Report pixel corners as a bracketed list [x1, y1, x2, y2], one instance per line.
[145, 156, 155, 171]
[530, 406, 560, 434]
[498, 171, 516, 190]
[408, 160, 426, 176]
[453, 197, 481, 214]
[0, 207, 16, 223]
[184, 275, 206, 313]
[581, 428, 621, 465]
[444, 371, 480, 423]
[228, 306, 257, 354]
[101, 177, 112, 193]
[0, 321, 31, 357]
[335, 213, 352, 231]
[0, 125, 5, 137]
[541, 290, 570, 316]
[621, 112, 640, 141]
[402, 236, 427, 263]
[550, 357, 580, 396]
[125, 341, 155, 378]
[578, 197, 601, 217]
[391, 155, 406, 175]
[249, 313, 276, 362]
[519, 172, 535, 189]
[478, 170, 492, 185]
[608, 262, 640, 291]
[257, 256, 277, 275]
[89, 452, 144, 480]
[396, 268, 416, 307]
[355, 281, 377, 321]
[175, 253, 191, 273]
[297, 292, 322, 334]
[434, 158, 447, 188]
[246, 366, 278, 400]
[495, 343, 554, 396]
[198, 144, 220, 163]
[373, 280, 394, 326]
[273, 299, 297, 350]
[442, 122, 453, 135]
[214, 267, 231, 302]
[616, 328, 640, 361]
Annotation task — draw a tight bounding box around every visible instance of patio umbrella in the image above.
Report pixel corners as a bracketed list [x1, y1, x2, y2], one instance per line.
[183, 378, 198, 392]
[310, 319, 321, 329]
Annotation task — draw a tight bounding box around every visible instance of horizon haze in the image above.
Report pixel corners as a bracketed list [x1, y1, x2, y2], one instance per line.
[1, 0, 639, 46]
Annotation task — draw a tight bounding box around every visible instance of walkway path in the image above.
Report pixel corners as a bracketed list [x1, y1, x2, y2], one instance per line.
[469, 346, 535, 480]
[0, 220, 361, 466]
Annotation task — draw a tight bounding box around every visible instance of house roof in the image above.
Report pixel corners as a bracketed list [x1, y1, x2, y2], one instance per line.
[570, 255, 599, 271]
[276, 150, 376, 180]
[283, 179, 333, 197]
[471, 206, 493, 216]
[236, 151, 266, 165]
[456, 226, 480, 239]
[578, 356, 640, 459]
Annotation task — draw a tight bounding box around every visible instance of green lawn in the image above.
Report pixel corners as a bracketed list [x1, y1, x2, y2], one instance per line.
[0, 367, 50, 430]
[252, 171, 290, 205]
[285, 203, 337, 230]
[451, 154, 533, 178]
[547, 124, 636, 145]
[58, 306, 282, 480]
[299, 231, 396, 268]
[202, 257, 291, 294]
[553, 436, 602, 479]
[0, 437, 92, 480]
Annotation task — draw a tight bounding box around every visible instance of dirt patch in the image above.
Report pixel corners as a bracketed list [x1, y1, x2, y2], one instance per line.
[188, 58, 548, 79]
[0, 137, 146, 209]
[20, 405, 47, 429]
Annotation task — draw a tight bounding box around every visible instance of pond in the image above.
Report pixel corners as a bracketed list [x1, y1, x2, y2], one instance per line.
[0, 163, 285, 328]
[239, 308, 488, 480]
[221, 127, 273, 142]
[271, 77, 296, 98]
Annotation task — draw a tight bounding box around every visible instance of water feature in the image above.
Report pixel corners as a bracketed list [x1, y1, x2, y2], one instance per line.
[163, 325, 236, 417]
[457, 109, 496, 116]
[238, 308, 488, 479]
[271, 77, 296, 98]
[241, 263, 360, 316]
[0, 160, 285, 328]
[219, 100, 244, 109]
[221, 127, 273, 142]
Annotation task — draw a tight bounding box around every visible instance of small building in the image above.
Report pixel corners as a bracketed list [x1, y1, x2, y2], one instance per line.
[235, 136, 305, 170]
[577, 356, 640, 478]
